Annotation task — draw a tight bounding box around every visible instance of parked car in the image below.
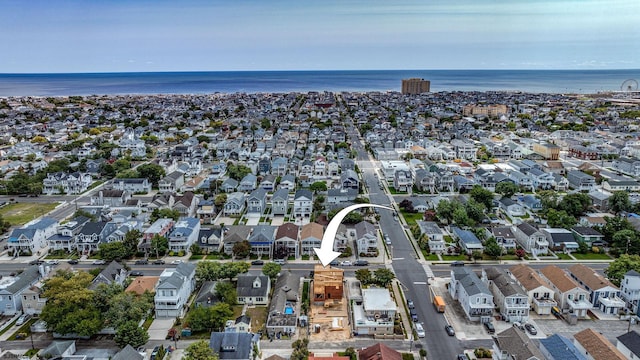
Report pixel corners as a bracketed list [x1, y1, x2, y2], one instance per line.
[450, 261, 465, 267]
[457, 355, 466, 360]
[16, 314, 30, 326]
[329, 260, 340, 266]
[484, 321, 495, 334]
[171, 260, 182, 265]
[130, 271, 144, 277]
[513, 322, 525, 331]
[29, 260, 44, 265]
[251, 260, 264, 265]
[45, 260, 59, 265]
[67, 259, 79, 265]
[153, 259, 165, 265]
[150, 346, 160, 360]
[135, 259, 148, 265]
[414, 323, 425, 338]
[410, 309, 418, 322]
[92, 260, 106, 265]
[407, 299, 415, 309]
[524, 323, 537, 335]
[340, 261, 352, 266]
[354, 260, 369, 266]
[445, 325, 455, 336]
[273, 259, 286, 265]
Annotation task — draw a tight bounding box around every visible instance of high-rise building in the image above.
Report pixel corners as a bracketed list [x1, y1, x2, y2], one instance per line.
[401, 78, 431, 94]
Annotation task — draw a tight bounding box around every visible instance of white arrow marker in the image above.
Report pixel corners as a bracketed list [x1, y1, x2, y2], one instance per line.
[314, 203, 394, 266]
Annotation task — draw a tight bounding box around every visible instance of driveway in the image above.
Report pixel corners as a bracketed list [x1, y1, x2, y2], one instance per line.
[147, 318, 175, 341]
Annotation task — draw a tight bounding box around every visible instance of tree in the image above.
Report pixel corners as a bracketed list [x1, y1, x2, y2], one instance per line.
[104, 291, 153, 329]
[184, 340, 219, 360]
[73, 209, 97, 222]
[612, 229, 640, 255]
[355, 269, 372, 285]
[545, 209, 577, 228]
[114, 320, 149, 348]
[605, 254, 640, 286]
[609, 191, 632, 215]
[515, 248, 526, 259]
[150, 234, 168, 259]
[186, 302, 234, 332]
[373, 268, 395, 287]
[464, 198, 486, 224]
[558, 193, 591, 218]
[98, 242, 128, 261]
[214, 281, 237, 306]
[232, 240, 251, 259]
[227, 163, 252, 181]
[214, 193, 227, 207]
[136, 163, 166, 187]
[469, 185, 494, 209]
[150, 208, 180, 222]
[471, 250, 483, 263]
[112, 158, 131, 173]
[262, 262, 281, 281]
[495, 182, 519, 198]
[577, 240, 589, 254]
[452, 207, 472, 227]
[483, 237, 503, 259]
[598, 216, 635, 243]
[309, 181, 327, 193]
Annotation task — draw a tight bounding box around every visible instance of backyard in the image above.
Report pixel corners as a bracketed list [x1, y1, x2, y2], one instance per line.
[0, 202, 59, 226]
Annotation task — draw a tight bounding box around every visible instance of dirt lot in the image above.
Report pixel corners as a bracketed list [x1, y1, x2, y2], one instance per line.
[309, 297, 352, 341]
[0, 202, 59, 226]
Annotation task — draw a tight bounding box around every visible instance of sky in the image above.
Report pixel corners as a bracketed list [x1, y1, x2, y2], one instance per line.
[1, 0, 638, 73]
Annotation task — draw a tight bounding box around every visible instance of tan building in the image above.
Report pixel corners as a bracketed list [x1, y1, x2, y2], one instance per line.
[401, 78, 430, 94]
[313, 265, 344, 306]
[533, 142, 560, 160]
[21, 285, 47, 315]
[462, 104, 508, 117]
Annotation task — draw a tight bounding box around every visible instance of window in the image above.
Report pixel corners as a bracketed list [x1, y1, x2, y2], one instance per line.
[533, 292, 539, 298]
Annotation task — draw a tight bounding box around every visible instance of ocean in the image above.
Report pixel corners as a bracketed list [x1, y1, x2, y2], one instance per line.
[0, 69, 639, 96]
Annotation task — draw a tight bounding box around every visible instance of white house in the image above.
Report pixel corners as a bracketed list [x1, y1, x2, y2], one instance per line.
[513, 222, 548, 256]
[508, 264, 557, 315]
[7, 217, 58, 256]
[416, 221, 445, 254]
[449, 267, 494, 323]
[236, 273, 271, 306]
[154, 262, 196, 318]
[621, 270, 640, 313]
[482, 267, 529, 323]
[355, 221, 378, 257]
[167, 217, 201, 252]
[539, 265, 591, 319]
[568, 264, 625, 315]
[293, 189, 313, 219]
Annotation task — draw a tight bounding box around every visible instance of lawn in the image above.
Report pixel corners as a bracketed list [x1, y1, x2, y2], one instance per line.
[572, 252, 612, 260]
[399, 210, 423, 226]
[0, 202, 59, 226]
[555, 253, 572, 260]
[422, 251, 440, 261]
[441, 254, 467, 261]
[232, 305, 268, 333]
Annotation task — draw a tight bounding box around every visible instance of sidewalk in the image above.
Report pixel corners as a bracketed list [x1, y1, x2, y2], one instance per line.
[390, 279, 414, 341]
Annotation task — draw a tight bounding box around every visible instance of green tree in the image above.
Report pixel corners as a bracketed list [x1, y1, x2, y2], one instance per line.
[452, 207, 472, 226]
[219, 262, 250, 281]
[150, 234, 169, 259]
[114, 320, 149, 348]
[112, 158, 131, 173]
[232, 240, 251, 258]
[184, 340, 219, 360]
[227, 163, 252, 181]
[545, 209, 577, 228]
[558, 193, 591, 218]
[373, 268, 395, 287]
[612, 229, 640, 255]
[186, 302, 234, 332]
[495, 182, 519, 198]
[136, 163, 166, 187]
[469, 185, 494, 209]
[98, 242, 128, 261]
[262, 262, 282, 281]
[355, 269, 372, 285]
[309, 181, 327, 193]
[150, 208, 180, 222]
[104, 291, 153, 329]
[577, 240, 589, 254]
[73, 209, 97, 222]
[598, 216, 635, 243]
[483, 237, 503, 259]
[214, 193, 227, 207]
[609, 191, 632, 215]
[464, 198, 486, 224]
[214, 281, 237, 306]
[123, 229, 142, 257]
[605, 254, 640, 286]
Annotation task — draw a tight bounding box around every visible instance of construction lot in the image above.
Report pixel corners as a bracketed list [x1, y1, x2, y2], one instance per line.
[309, 265, 352, 341]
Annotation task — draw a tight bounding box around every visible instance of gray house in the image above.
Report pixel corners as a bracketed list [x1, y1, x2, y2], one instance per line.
[208, 332, 260, 360]
[247, 188, 268, 214]
[271, 188, 289, 216]
[0, 266, 41, 315]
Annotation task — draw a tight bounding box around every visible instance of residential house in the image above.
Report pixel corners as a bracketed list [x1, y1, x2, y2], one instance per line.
[449, 267, 494, 322]
[247, 188, 268, 215]
[90, 261, 127, 290]
[358, 343, 402, 360]
[42, 172, 92, 195]
[498, 197, 525, 217]
[111, 178, 151, 194]
[340, 169, 359, 190]
[491, 327, 544, 360]
[529, 168, 555, 190]
[274, 223, 299, 259]
[266, 272, 300, 339]
[613, 157, 640, 177]
[21, 285, 47, 315]
[489, 227, 517, 251]
[194, 281, 220, 308]
[0, 266, 41, 315]
[223, 226, 252, 256]
[568, 264, 625, 314]
[603, 179, 640, 192]
[481, 267, 529, 323]
[208, 332, 260, 360]
[621, 270, 640, 313]
[112, 344, 144, 360]
[173, 192, 198, 217]
[326, 187, 358, 204]
[168, 217, 201, 252]
[278, 174, 296, 191]
[259, 174, 276, 192]
[539, 265, 591, 319]
[355, 221, 378, 257]
[90, 189, 131, 207]
[313, 265, 343, 306]
[571, 226, 605, 246]
[75, 221, 118, 255]
[567, 170, 596, 192]
[140, 218, 174, 255]
[197, 227, 224, 253]
[271, 188, 289, 216]
[393, 169, 413, 192]
[520, 194, 543, 212]
[7, 217, 58, 255]
[159, 171, 185, 193]
[300, 222, 323, 256]
[513, 222, 549, 256]
[542, 228, 579, 252]
[236, 273, 270, 306]
[221, 178, 239, 193]
[225, 315, 252, 333]
[508, 264, 557, 315]
[415, 221, 445, 254]
[224, 192, 246, 216]
[154, 262, 196, 318]
[539, 334, 586, 360]
[293, 189, 313, 219]
[616, 331, 640, 360]
[450, 226, 483, 255]
[353, 287, 396, 336]
[573, 328, 626, 360]
[196, 199, 216, 224]
[239, 174, 258, 192]
[589, 189, 612, 212]
[248, 225, 276, 258]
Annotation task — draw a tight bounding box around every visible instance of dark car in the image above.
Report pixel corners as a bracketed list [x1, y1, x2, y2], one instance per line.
[445, 325, 455, 336]
[135, 259, 148, 265]
[354, 260, 369, 266]
[329, 260, 340, 266]
[410, 309, 418, 322]
[524, 323, 537, 335]
[407, 299, 415, 309]
[29, 259, 44, 265]
[450, 261, 465, 267]
[457, 355, 466, 360]
[484, 321, 495, 334]
[251, 260, 264, 265]
[153, 259, 165, 265]
[67, 259, 79, 265]
[130, 271, 144, 277]
[150, 346, 160, 360]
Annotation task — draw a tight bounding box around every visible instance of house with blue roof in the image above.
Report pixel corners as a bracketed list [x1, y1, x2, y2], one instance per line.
[168, 217, 201, 252]
[539, 334, 587, 360]
[450, 226, 484, 255]
[8, 217, 58, 255]
[249, 225, 276, 258]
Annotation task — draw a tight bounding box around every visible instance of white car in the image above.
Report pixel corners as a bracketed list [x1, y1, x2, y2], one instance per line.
[171, 260, 182, 265]
[46, 260, 59, 265]
[414, 323, 425, 338]
[16, 314, 30, 326]
[92, 260, 106, 265]
[340, 261, 352, 266]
